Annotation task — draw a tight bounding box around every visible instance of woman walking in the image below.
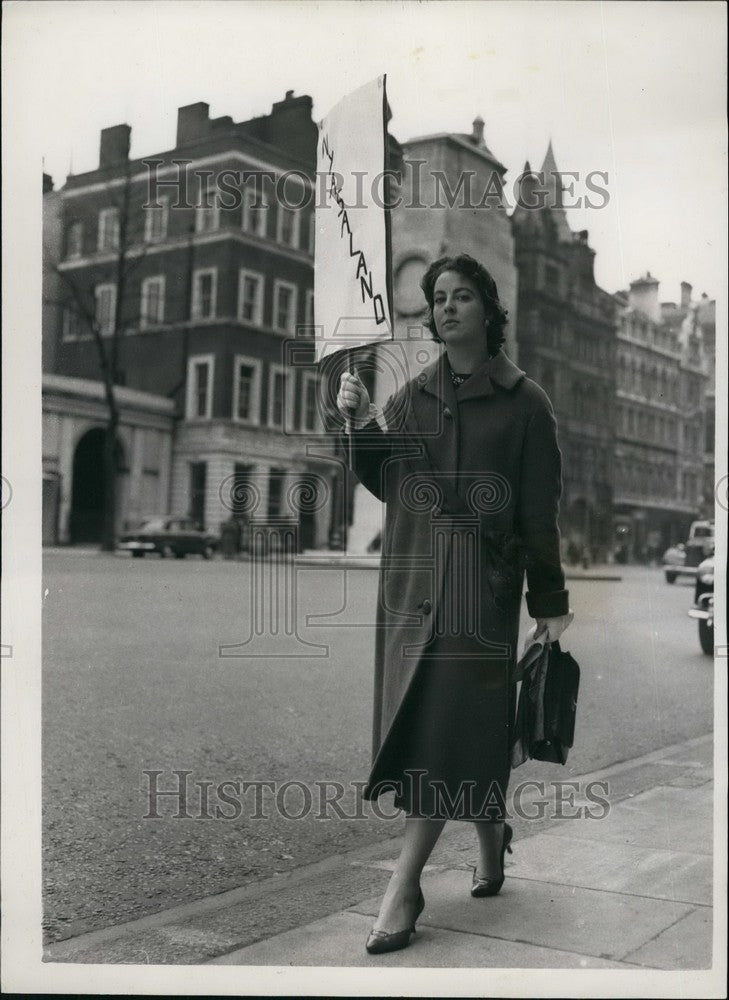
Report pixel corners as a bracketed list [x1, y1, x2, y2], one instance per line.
[336, 254, 573, 954]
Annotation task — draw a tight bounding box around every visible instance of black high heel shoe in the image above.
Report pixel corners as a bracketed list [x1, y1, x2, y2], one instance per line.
[365, 888, 425, 955]
[471, 822, 513, 897]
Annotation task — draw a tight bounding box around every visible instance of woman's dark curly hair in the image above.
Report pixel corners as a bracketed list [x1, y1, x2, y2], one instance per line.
[420, 253, 508, 357]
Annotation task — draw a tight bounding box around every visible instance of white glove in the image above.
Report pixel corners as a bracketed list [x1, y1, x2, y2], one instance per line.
[534, 609, 574, 644]
[337, 372, 372, 427]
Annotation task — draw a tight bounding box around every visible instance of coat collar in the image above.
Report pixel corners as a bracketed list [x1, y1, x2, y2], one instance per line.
[416, 349, 525, 403]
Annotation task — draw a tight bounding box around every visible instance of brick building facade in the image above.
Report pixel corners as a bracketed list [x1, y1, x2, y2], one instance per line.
[44, 92, 342, 548]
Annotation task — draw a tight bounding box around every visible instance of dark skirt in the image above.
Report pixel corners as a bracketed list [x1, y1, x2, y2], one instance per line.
[364, 632, 516, 821]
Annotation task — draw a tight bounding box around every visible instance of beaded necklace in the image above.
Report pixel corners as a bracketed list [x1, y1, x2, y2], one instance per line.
[447, 351, 497, 388]
[448, 366, 471, 388]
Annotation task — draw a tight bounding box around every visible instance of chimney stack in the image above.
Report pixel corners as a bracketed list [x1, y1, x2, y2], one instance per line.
[471, 115, 485, 145]
[270, 90, 313, 122]
[99, 124, 131, 168]
[267, 90, 315, 159]
[680, 281, 692, 308]
[176, 102, 210, 146]
[629, 272, 661, 323]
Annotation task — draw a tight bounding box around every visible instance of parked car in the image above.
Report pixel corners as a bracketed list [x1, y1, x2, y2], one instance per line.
[117, 518, 217, 559]
[662, 543, 686, 583]
[688, 556, 714, 655]
[663, 520, 714, 583]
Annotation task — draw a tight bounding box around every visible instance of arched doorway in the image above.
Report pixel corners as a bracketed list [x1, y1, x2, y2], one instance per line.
[42, 471, 61, 545]
[69, 428, 125, 544]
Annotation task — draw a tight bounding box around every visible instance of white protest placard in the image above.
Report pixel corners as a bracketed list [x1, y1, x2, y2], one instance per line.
[314, 75, 393, 362]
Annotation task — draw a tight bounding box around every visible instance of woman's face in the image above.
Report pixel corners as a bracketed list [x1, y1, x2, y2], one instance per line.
[431, 270, 488, 347]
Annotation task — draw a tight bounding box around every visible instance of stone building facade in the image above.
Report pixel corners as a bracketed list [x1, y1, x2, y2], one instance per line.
[389, 115, 518, 374]
[512, 143, 617, 562]
[612, 274, 711, 561]
[42, 374, 175, 545]
[660, 284, 716, 524]
[693, 294, 717, 518]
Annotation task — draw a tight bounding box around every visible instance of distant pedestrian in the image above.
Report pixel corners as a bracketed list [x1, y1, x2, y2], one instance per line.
[220, 515, 241, 560]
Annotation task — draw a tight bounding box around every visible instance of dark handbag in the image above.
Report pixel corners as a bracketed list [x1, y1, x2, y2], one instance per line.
[512, 640, 580, 766]
[534, 641, 580, 764]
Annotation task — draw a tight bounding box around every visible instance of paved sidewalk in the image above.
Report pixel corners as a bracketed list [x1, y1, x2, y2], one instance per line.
[44, 734, 716, 972]
[209, 735, 714, 970]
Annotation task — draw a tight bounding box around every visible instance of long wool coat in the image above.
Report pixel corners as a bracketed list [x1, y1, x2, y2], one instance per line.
[344, 348, 569, 796]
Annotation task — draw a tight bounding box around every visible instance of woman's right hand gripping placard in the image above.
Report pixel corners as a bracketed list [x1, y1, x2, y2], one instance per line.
[337, 371, 372, 426]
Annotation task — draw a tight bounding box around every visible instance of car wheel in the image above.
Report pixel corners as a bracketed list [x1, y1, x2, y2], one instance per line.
[161, 544, 176, 559]
[665, 571, 677, 584]
[202, 544, 215, 560]
[699, 619, 714, 655]
[132, 551, 145, 559]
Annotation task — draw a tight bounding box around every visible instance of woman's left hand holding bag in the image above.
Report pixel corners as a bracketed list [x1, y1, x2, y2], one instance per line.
[534, 609, 574, 643]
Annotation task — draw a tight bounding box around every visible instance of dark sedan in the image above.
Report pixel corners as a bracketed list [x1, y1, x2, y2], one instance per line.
[688, 556, 714, 655]
[117, 518, 217, 559]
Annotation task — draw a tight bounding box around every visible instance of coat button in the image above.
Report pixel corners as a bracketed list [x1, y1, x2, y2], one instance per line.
[421, 599, 432, 615]
[443, 406, 452, 419]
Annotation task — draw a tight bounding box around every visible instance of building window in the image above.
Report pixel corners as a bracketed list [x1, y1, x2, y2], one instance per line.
[95, 283, 117, 336]
[186, 354, 215, 420]
[195, 175, 220, 234]
[144, 197, 169, 242]
[98, 207, 120, 251]
[307, 215, 316, 255]
[232, 354, 261, 424]
[296, 289, 315, 338]
[66, 221, 83, 259]
[62, 307, 82, 341]
[544, 263, 560, 291]
[276, 206, 300, 248]
[242, 186, 267, 237]
[301, 372, 319, 432]
[268, 364, 290, 429]
[267, 468, 286, 519]
[140, 276, 165, 328]
[237, 269, 264, 326]
[273, 280, 297, 333]
[191, 268, 217, 320]
[189, 461, 207, 526]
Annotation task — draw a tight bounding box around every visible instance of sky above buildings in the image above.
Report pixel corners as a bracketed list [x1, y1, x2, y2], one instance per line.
[10, 0, 727, 300]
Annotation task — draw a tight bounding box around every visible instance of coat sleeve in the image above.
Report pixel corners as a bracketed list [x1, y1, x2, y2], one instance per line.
[517, 392, 570, 618]
[339, 415, 394, 503]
